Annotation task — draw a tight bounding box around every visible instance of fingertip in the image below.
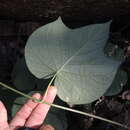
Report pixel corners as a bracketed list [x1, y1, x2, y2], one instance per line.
[49, 86, 57, 95]
[32, 93, 41, 103]
[32, 93, 41, 99]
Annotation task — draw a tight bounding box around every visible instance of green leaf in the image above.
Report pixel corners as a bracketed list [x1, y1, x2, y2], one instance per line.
[104, 69, 127, 96]
[25, 17, 121, 104]
[12, 58, 37, 91]
[104, 42, 127, 96]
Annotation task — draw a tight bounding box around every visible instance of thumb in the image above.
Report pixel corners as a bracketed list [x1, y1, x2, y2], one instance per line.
[40, 124, 54, 130]
[0, 101, 10, 130]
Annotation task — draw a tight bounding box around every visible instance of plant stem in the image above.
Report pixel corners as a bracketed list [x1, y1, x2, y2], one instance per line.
[44, 73, 57, 98]
[0, 82, 130, 130]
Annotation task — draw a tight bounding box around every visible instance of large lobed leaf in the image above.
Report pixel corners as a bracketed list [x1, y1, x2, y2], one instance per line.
[25, 17, 121, 104]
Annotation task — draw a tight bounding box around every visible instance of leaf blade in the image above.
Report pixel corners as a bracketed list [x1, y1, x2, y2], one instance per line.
[25, 18, 121, 104]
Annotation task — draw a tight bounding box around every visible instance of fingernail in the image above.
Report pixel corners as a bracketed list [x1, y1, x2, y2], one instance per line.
[49, 86, 57, 94]
[33, 93, 41, 98]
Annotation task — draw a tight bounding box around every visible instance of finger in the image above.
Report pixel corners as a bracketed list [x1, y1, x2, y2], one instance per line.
[40, 124, 54, 130]
[25, 86, 57, 128]
[0, 101, 10, 130]
[10, 93, 41, 129]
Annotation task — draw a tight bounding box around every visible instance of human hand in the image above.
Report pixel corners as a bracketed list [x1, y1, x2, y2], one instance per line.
[0, 86, 57, 130]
